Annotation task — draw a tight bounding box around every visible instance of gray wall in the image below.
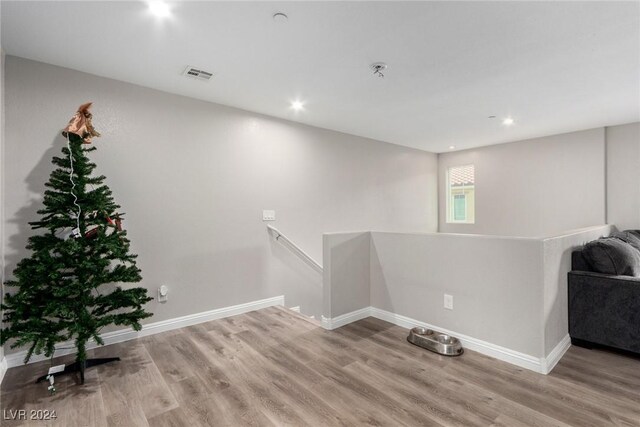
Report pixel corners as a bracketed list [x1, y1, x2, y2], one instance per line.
[321, 225, 610, 362]
[323, 232, 370, 319]
[1, 49, 5, 369]
[370, 231, 545, 356]
[606, 122, 640, 230]
[542, 225, 613, 355]
[438, 128, 606, 237]
[2, 56, 438, 353]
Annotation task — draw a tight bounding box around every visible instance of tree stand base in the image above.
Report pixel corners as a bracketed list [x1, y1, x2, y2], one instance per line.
[35, 357, 120, 385]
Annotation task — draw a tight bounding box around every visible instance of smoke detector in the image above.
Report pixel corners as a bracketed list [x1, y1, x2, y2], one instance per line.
[370, 62, 387, 78]
[183, 66, 214, 81]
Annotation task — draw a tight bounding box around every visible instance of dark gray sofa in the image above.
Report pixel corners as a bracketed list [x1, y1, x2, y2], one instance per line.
[568, 249, 640, 354]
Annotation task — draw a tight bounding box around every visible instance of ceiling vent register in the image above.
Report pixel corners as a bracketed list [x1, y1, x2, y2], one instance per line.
[183, 66, 213, 81]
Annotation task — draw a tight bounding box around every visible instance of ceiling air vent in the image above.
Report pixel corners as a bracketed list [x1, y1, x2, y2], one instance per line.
[183, 66, 214, 81]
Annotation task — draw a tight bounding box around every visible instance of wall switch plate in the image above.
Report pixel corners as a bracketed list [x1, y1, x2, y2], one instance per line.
[444, 294, 454, 310]
[158, 285, 168, 303]
[262, 210, 276, 221]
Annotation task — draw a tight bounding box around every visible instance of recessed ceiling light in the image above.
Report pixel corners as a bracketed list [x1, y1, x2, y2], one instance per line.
[502, 117, 515, 126]
[148, 1, 171, 18]
[273, 12, 288, 23]
[449, 145, 456, 150]
[290, 100, 304, 111]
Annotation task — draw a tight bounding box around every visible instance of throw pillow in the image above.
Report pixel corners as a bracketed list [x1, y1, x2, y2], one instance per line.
[583, 238, 640, 277]
[612, 231, 640, 253]
[627, 229, 640, 240]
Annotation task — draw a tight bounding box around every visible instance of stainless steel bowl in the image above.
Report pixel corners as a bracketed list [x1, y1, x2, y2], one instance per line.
[407, 327, 463, 356]
[411, 327, 434, 336]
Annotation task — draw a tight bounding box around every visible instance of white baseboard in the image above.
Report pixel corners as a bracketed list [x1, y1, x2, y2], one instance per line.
[321, 307, 371, 330]
[541, 334, 571, 374]
[0, 356, 7, 385]
[3, 295, 284, 371]
[4, 298, 569, 379]
[322, 306, 569, 375]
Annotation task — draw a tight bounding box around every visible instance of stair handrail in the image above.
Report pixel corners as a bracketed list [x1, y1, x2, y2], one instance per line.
[267, 225, 323, 273]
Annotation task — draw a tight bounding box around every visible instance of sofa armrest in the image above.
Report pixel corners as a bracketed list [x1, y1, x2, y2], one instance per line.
[568, 270, 640, 285]
[568, 271, 640, 353]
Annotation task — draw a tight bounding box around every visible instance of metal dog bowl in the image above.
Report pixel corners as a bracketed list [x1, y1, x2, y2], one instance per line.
[407, 327, 463, 356]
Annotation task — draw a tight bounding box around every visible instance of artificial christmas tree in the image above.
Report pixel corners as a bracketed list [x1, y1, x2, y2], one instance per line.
[1, 103, 152, 385]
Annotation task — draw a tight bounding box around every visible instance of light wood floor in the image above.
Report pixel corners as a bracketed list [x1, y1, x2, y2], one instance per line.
[1, 306, 639, 426]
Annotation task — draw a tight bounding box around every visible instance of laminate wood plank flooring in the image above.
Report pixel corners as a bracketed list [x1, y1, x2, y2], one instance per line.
[1, 306, 639, 426]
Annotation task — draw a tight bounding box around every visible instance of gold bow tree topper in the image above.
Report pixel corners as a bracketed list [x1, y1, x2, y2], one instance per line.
[62, 102, 101, 143]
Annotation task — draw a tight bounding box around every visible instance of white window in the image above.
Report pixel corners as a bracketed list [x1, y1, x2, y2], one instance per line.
[446, 164, 475, 224]
[453, 194, 466, 221]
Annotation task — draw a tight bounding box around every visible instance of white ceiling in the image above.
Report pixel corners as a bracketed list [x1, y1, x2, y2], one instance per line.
[2, 1, 639, 152]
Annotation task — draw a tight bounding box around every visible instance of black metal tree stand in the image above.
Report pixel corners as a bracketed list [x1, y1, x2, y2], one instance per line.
[35, 357, 120, 384]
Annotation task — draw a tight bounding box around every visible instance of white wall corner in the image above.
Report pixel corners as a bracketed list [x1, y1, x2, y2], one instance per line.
[321, 315, 332, 330]
[324, 231, 372, 320]
[541, 334, 571, 375]
[322, 234, 332, 324]
[3, 295, 284, 370]
[321, 307, 371, 330]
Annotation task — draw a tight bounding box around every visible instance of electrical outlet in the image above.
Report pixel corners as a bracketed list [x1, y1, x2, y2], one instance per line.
[444, 294, 453, 310]
[48, 364, 66, 375]
[262, 210, 276, 221]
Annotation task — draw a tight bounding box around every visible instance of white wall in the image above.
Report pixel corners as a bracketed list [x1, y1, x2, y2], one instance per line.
[606, 122, 640, 230]
[438, 128, 606, 237]
[2, 56, 438, 355]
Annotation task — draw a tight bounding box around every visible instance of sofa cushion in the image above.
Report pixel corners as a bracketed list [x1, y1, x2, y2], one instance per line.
[612, 230, 640, 253]
[583, 238, 640, 277]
